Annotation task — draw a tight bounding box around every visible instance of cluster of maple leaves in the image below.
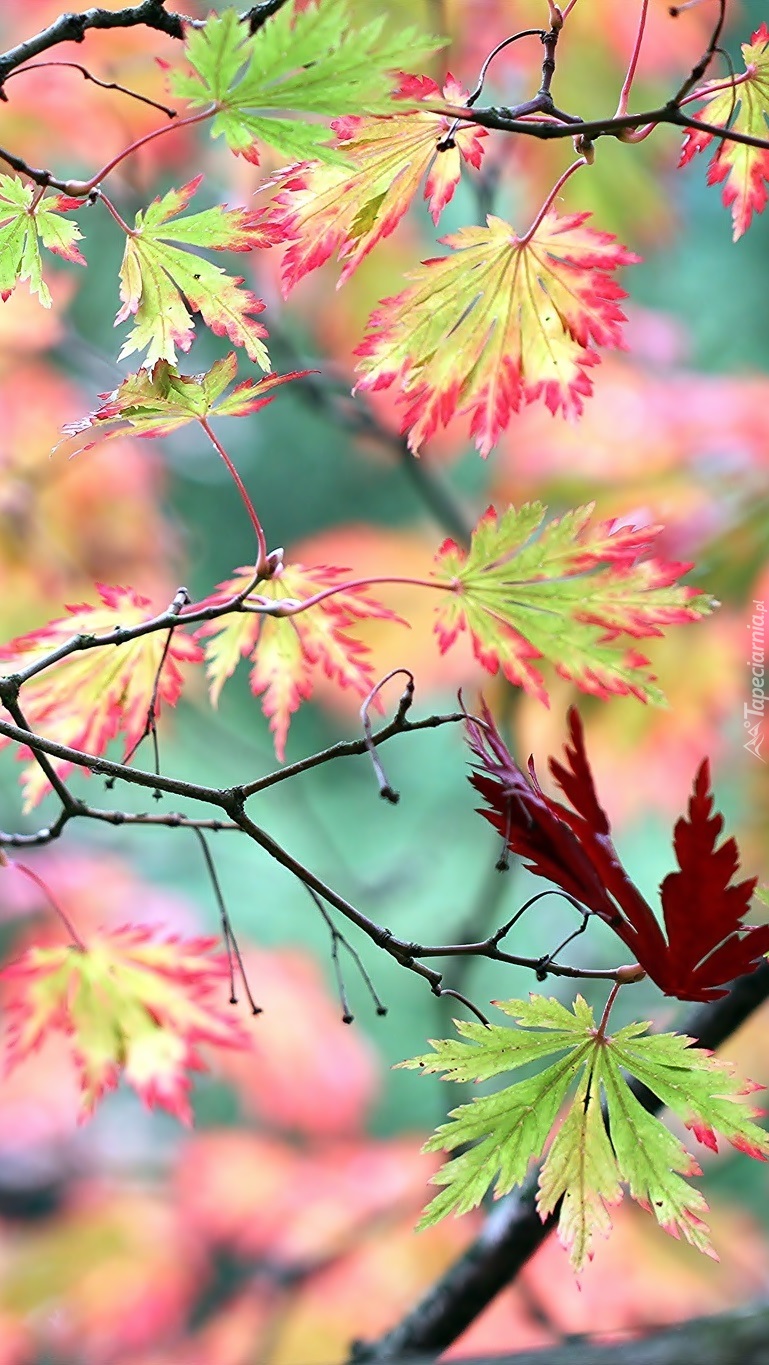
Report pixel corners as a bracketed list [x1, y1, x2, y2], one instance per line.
[0, 0, 768, 1281]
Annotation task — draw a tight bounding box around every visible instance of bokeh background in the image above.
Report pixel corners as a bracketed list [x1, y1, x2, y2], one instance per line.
[0, 0, 768, 1360]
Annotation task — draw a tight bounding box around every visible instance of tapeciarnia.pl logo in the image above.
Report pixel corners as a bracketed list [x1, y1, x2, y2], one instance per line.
[744, 600, 766, 763]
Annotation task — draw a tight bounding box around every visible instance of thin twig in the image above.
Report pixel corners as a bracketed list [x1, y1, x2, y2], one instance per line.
[3, 60, 177, 117]
[306, 883, 388, 1020]
[239, 709, 468, 798]
[118, 588, 190, 790]
[192, 828, 261, 1013]
[360, 670, 415, 804]
[3, 856, 85, 949]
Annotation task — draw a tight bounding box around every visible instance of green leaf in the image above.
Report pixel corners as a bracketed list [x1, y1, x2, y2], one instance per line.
[402, 995, 769, 1269]
[171, 4, 446, 165]
[599, 1053, 713, 1258]
[0, 175, 84, 307]
[115, 176, 273, 367]
[537, 1065, 622, 1270]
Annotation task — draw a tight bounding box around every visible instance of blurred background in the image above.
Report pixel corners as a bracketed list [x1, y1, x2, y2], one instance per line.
[0, 0, 768, 1360]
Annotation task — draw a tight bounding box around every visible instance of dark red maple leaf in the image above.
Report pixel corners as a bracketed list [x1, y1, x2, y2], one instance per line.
[466, 704, 769, 1001]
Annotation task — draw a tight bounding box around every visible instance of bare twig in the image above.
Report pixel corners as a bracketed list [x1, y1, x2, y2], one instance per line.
[3, 60, 177, 116]
[360, 670, 415, 804]
[309, 887, 388, 1020]
[192, 828, 261, 1013]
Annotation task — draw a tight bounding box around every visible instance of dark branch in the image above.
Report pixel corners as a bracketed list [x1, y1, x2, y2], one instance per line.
[244, 0, 292, 34]
[367, 1301, 769, 1365]
[431, 100, 769, 156]
[0, 2, 186, 84]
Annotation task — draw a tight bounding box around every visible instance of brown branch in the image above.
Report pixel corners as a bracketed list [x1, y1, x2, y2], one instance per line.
[0, 807, 240, 848]
[244, 0, 293, 34]
[431, 100, 769, 155]
[0, 2, 187, 84]
[0, 705, 632, 995]
[0, 694, 80, 813]
[0, 711, 227, 805]
[365, 1300, 769, 1365]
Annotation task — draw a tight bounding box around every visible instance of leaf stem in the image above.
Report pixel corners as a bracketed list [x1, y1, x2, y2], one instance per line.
[200, 418, 269, 575]
[6, 858, 86, 950]
[518, 155, 588, 243]
[258, 574, 453, 618]
[615, 0, 649, 117]
[596, 980, 622, 1038]
[82, 106, 216, 190]
[98, 190, 136, 236]
[679, 69, 751, 108]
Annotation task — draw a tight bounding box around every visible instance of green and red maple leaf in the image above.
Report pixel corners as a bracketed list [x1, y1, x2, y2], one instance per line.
[0, 585, 202, 809]
[432, 503, 711, 706]
[196, 563, 399, 760]
[170, 2, 446, 165]
[60, 353, 307, 450]
[115, 175, 278, 366]
[1, 924, 249, 1122]
[680, 23, 769, 240]
[0, 175, 84, 307]
[267, 74, 485, 292]
[354, 210, 640, 455]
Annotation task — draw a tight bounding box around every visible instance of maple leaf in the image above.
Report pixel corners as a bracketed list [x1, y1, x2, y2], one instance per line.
[401, 995, 769, 1270]
[679, 24, 769, 240]
[1, 925, 249, 1122]
[196, 562, 400, 759]
[267, 75, 486, 294]
[432, 503, 712, 706]
[60, 354, 308, 451]
[115, 176, 275, 367]
[0, 585, 202, 810]
[465, 704, 769, 1001]
[0, 175, 84, 307]
[171, 4, 446, 165]
[354, 209, 639, 455]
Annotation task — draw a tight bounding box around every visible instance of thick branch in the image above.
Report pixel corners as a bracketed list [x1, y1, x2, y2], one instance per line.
[0, 2, 186, 83]
[0, 712, 227, 805]
[353, 962, 769, 1361]
[244, 0, 292, 33]
[378, 1300, 769, 1365]
[434, 101, 769, 156]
